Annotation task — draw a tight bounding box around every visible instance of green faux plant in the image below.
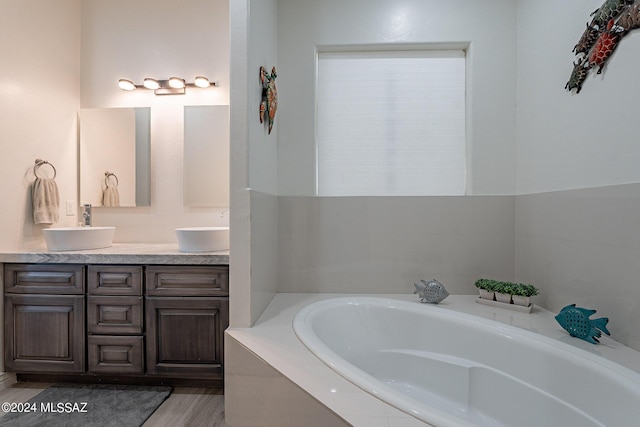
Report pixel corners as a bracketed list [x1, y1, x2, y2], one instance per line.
[474, 278, 497, 291]
[511, 283, 539, 297]
[495, 281, 517, 295]
[475, 279, 539, 297]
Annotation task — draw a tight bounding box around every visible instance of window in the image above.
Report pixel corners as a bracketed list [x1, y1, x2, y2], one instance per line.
[316, 49, 466, 196]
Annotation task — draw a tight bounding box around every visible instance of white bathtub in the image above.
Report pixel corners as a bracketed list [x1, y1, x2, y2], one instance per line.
[293, 297, 640, 427]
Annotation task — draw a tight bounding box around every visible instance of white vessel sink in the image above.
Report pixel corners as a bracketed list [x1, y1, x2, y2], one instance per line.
[43, 227, 116, 251]
[176, 227, 229, 252]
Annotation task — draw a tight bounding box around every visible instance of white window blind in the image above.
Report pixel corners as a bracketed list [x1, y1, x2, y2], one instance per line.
[316, 50, 466, 196]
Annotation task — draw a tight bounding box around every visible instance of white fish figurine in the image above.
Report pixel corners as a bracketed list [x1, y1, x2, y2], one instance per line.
[414, 279, 449, 304]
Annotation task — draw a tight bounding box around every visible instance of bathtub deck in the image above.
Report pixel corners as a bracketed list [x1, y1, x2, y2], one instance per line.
[225, 294, 640, 426]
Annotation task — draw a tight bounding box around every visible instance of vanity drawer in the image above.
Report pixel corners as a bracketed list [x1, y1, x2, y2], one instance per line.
[88, 265, 143, 296]
[87, 296, 143, 334]
[88, 335, 144, 374]
[145, 266, 229, 297]
[4, 264, 84, 295]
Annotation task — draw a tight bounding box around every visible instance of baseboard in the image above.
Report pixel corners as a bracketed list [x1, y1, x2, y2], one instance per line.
[15, 373, 222, 388]
[0, 372, 17, 391]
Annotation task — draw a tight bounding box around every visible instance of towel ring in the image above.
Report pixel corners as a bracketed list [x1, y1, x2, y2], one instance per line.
[34, 159, 56, 179]
[104, 171, 119, 188]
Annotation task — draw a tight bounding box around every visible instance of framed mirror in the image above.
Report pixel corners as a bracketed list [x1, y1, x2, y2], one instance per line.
[79, 107, 151, 207]
[184, 105, 230, 207]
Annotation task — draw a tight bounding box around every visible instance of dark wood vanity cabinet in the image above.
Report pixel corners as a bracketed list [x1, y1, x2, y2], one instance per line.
[87, 265, 144, 374]
[145, 266, 229, 377]
[3, 263, 228, 385]
[4, 264, 85, 373]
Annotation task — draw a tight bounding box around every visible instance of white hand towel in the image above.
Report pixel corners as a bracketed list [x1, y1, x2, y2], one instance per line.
[102, 186, 120, 207]
[32, 177, 59, 224]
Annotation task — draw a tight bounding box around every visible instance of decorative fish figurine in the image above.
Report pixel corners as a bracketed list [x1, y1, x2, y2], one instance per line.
[414, 279, 449, 304]
[554, 304, 610, 344]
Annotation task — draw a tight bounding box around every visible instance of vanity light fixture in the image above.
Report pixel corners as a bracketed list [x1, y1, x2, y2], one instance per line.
[143, 78, 160, 90]
[168, 77, 186, 89]
[118, 79, 136, 91]
[117, 76, 216, 95]
[194, 75, 211, 88]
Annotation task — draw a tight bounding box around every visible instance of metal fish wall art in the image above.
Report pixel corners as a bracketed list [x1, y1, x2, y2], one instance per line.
[566, 0, 640, 93]
[259, 66, 278, 134]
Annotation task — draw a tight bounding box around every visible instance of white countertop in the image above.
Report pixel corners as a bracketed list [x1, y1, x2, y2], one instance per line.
[0, 243, 229, 265]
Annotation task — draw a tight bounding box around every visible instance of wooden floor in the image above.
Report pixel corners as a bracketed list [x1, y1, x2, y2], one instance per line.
[0, 381, 230, 427]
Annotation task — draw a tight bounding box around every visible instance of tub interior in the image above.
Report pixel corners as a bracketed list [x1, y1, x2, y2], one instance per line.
[370, 349, 600, 427]
[295, 297, 640, 427]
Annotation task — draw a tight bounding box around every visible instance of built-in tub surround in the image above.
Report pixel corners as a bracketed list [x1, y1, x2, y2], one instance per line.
[226, 294, 640, 427]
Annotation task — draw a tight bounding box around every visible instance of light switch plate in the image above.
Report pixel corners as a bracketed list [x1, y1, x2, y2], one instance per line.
[66, 200, 75, 216]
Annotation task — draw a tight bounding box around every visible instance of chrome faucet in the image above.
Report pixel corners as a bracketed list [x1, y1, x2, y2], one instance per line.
[82, 204, 92, 227]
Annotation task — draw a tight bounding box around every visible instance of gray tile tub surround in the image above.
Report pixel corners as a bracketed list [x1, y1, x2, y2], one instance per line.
[277, 195, 515, 295]
[515, 183, 640, 351]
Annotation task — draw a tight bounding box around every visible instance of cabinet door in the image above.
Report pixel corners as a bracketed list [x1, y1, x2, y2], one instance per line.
[4, 294, 85, 373]
[146, 297, 228, 377]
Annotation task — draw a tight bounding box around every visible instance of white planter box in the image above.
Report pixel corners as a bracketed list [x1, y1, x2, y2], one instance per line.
[495, 292, 512, 304]
[512, 295, 531, 307]
[478, 289, 495, 300]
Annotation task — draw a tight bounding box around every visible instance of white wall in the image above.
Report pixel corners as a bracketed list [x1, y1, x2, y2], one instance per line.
[230, 0, 280, 327]
[515, 0, 640, 351]
[232, 0, 521, 325]
[244, 0, 280, 327]
[231, 0, 640, 349]
[277, 0, 518, 196]
[0, 0, 81, 250]
[247, 0, 279, 194]
[81, 0, 230, 243]
[266, 0, 519, 298]
[0, 0, 231, 250]
[517, 0, 640, 194]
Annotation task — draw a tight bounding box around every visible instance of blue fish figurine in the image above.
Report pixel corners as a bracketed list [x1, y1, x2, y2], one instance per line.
[414, 279, 449, 304]
[554, 304, 610, 344]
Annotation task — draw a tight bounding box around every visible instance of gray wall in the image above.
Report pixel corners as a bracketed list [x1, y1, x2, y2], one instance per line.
[516, 183, 640, 351]
[278, 196, 515, 295]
